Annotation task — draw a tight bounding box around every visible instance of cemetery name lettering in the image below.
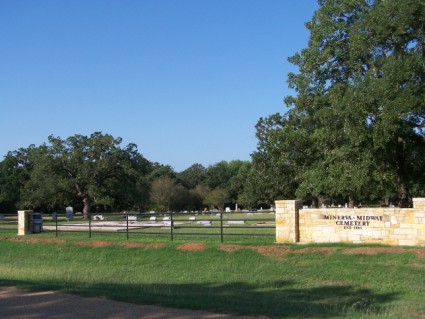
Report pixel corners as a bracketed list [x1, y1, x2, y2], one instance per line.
[323, 215, 383, 229]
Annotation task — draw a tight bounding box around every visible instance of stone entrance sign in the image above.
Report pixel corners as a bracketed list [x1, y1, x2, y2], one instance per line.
[276, 198, 425, 246]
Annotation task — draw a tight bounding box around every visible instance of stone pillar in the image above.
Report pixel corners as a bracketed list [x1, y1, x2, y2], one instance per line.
[412, 198, 425, 246]
[18, 210, 32, 236]
[275, 200, 303, 243]
[413, 198, 425, 210]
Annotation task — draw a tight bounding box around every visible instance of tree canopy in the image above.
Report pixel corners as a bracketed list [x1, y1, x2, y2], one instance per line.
[253, 0, 425, 207]
[0, 132, 152, 215]
[0, 133, 256, 213]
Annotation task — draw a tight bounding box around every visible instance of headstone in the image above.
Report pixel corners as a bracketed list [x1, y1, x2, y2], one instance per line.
[66, 206, 73, 221]
[228, 220, 245, 225]
[197, 221, 211, 226]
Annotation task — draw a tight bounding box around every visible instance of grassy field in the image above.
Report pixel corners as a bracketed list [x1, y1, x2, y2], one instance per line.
[0, 234, 424, 318]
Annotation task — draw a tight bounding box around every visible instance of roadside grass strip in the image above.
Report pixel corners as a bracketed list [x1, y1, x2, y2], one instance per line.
[0, 237, 424, 318]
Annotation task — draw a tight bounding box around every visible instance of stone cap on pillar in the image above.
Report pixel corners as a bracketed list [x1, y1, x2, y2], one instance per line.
[413, 198, 425, 209]
[275, 200, 304, 212]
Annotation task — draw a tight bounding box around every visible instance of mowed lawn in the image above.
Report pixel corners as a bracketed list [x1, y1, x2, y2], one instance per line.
[0, 235, 424, 318]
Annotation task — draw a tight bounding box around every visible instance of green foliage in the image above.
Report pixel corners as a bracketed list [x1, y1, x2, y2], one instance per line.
[0, 134, 254, 213]
[256, 0, 425, 207]
[0, 149, 33, 212]
[203, 160, 253, 208]
[203, 188, 231, 211]
[14, 132, 151, 214]
[176, 163, 206, 189]
[147, 163, 176, 181]
[149, 176, 189, 212]
[205, 161, 233, 189]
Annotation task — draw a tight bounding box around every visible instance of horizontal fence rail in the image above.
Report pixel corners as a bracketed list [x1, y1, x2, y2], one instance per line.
[2, 211, 276, 243]
[0, 214, 18, 231]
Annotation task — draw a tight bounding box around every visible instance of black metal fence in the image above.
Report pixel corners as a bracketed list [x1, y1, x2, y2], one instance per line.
[0, 214, 17, 232]
[0, 211, 276, 243]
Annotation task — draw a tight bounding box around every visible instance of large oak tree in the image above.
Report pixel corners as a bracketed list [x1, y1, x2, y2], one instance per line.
[20, 132, 151, 215]
[256, 0, 425, 207]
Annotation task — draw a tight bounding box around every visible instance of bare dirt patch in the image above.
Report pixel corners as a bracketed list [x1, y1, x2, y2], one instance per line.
[120, 242, 165, 249]
[177, 243, 207, 251]
[254, 246, 291, 257]
[408, 308, 425, 317]
[412, 249, 425, 259]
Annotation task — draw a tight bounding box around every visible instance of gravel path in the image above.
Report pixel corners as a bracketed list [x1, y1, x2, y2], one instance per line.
[0, 286, 267, 319]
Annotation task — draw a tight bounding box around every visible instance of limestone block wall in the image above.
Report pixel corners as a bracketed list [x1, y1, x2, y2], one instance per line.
[275, 200, 303, 243]
[276, 198, 425, 246]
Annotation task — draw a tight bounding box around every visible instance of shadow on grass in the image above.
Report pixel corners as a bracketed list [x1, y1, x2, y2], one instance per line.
[0, 278, 397, 318]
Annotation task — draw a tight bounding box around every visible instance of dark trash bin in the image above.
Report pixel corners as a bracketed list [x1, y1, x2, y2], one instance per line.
[29, 213, 43, 233]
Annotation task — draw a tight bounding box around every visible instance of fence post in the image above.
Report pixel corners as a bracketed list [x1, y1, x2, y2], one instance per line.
[220, 212, 223, 243]
[170, 213, 174, 241]
[55, 214, 58, 237]
[88, 214, 92, 238]
[126, 213, 129, 240]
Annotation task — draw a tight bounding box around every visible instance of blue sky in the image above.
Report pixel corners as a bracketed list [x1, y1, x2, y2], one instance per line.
[0, 0, 318, 172]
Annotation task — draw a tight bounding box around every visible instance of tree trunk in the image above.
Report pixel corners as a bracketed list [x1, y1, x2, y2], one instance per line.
[396, 136, 409, 208]
[399, 181, 409, 208]
[312, 197, 319, 208]
[348, 194, 355, 208]
[83, 197, 90, 219]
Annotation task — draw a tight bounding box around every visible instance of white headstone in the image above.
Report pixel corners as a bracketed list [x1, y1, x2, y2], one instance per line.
[66, 206, 73, 221]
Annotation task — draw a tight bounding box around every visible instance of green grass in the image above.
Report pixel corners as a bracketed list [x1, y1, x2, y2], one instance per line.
[1, 235, 425, 318]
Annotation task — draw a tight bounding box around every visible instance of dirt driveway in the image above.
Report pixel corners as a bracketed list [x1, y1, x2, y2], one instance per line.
[0, 286, 266, 319]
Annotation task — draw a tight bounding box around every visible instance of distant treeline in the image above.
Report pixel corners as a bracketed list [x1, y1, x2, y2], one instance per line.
[0, 132, 262, 214]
